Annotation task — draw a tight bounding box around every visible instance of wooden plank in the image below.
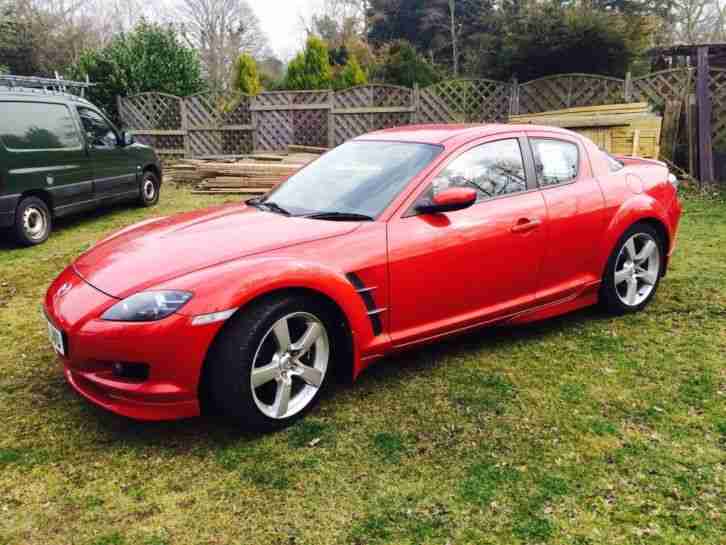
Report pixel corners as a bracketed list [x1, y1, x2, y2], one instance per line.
[287, 144, 329, 154]
[697, 46, 715, 183]
[511, 102, 649, 119]
[333, 106, 416, 115]
[687, 94, 697, 177]
[632, 129, 641, 156]
[660, 99, 683, 162]
[250, 103, 330, 112]
[512, 113, 654, 129]
[129, 130, 186, 136]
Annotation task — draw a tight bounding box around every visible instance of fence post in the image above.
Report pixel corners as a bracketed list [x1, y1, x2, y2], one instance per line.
[624, 72, 632, 102]
[180, 97, 191, 158]
[696, 46, 714, 184]
[509, 77, 519, 117]
[413, 83, 420, 124]
[327, 90, 335, 148]
[250, 95, 258, 153]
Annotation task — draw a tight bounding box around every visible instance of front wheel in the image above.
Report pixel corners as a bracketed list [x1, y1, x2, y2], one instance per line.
[138, 170, 160, 207]
[14, 197, 52, 246]
[600, 223, 664, 314]
[207, 294, 336, 431]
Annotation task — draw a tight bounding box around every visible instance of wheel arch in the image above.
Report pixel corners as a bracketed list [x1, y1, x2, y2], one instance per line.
[194, 280, 365, 415]
[142, 163, 162, 185]
[18, 189, 54, 215]
[598, 194, 672, 278]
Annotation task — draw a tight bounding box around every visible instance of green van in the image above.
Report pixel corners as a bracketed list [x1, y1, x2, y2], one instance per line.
[0, 90, 162, 246]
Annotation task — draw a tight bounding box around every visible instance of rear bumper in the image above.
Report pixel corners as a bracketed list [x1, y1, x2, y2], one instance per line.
[45, 266, 224, 421]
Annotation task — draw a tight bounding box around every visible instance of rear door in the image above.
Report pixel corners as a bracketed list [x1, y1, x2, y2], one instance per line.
[76, 106, 138, 201]
[525, 132, 607, 304]
[0, 99, 94, 215]
[387, 135, 548, 346]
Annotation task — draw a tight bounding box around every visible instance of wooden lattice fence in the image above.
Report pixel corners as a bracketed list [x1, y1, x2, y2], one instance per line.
[517, 74, 626, 114]
[419, 79, 512, 123]
[119, 70, 724, 180]
[710, 68, 726, 149]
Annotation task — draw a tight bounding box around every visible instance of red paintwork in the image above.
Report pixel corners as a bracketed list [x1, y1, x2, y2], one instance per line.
[432, 187, 477, 207]
[44, 124, 682, 421]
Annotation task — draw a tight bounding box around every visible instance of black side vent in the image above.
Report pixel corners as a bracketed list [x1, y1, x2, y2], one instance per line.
[346, 272, 385, 336]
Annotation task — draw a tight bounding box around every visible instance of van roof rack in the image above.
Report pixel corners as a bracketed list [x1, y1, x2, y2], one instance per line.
[0, 74, 93, 97]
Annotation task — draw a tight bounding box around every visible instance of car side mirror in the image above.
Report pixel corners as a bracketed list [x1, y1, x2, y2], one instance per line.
[121, 131, 135, 146]
[416, 187, 477, 214]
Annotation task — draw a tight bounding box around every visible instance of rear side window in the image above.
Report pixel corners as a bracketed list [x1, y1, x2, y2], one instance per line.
[0, 101, 82, 151]
[530, 138, 579, 186]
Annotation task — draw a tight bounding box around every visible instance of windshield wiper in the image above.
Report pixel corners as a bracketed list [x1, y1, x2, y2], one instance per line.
[245, 197, 291, 216]
[304, 211, 374, 221]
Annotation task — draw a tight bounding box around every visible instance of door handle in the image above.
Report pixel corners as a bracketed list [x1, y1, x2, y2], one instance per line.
[511, 218, 541, 233]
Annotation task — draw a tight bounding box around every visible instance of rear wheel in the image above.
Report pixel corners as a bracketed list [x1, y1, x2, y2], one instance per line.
[138, 170, 160, 207]
[207, 294, 336, 431]
[600, 223, 663, 314]
[14, 197, 51, 246]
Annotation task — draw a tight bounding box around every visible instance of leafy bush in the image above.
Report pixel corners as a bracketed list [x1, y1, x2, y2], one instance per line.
[373, 40, 441, 88]
[334, 54, 368, 89]
[69, 20, 204, 123]
[231, 53, 262, 95]
[283, 36, 333, 90]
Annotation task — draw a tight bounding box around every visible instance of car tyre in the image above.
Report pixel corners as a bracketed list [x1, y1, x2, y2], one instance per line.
[138, 170, 160, 207]
[600, 223, 664, 315]
[207, 294, 337, 432]
[14, 196, 52, 246]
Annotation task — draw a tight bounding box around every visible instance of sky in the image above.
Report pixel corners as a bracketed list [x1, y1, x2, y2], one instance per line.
[254, 0, 321, 60]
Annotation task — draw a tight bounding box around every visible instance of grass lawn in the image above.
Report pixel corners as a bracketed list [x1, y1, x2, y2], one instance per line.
[0, 185, 724, 545]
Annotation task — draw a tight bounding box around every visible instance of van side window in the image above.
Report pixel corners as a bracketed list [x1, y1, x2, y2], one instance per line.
[78, 108, 118, 148]
[0, 102, 82, 150]
[530, 138, 579, 187]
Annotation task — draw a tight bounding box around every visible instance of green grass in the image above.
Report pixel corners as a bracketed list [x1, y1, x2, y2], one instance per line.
[0, 185, 724, 544]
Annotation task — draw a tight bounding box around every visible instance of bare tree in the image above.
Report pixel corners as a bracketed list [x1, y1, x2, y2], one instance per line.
[673, 0, 725, 43]
[177, 0, 269, 91]
[299, 0, 369, 46]
[422, 0, 463, 76]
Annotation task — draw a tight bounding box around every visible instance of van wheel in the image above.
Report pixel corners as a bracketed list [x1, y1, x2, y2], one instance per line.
[14, 197, 52, 246]
[138, 171, 160, 207]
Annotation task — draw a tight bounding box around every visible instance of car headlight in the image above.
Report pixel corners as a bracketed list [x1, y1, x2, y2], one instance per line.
[101, 291, 193, 322]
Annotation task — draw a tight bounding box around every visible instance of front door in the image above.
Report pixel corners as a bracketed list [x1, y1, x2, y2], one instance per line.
[76, 106, 138, 201]
[387, 136, 548, 347]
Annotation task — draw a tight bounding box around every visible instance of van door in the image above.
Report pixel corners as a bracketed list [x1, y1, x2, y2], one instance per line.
[76, 106, 138, 201]
[0, 100, 94, 216]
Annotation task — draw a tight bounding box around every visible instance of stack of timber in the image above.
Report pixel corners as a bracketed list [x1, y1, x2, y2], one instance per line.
[165, 146, 327, 195]
[510, 103, 663, 159]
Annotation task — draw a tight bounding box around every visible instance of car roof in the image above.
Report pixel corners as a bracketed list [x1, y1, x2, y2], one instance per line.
[0, 88, 93, 107]
[356, 123, 580, 145]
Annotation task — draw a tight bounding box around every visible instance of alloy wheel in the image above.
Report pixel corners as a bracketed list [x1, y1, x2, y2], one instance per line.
[614, 232, 661, 307]
[143, 177, 156, 201]
[250, 312, 330, 419]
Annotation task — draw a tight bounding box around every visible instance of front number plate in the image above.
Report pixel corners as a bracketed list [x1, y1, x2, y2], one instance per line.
[46, 318, 65, 356]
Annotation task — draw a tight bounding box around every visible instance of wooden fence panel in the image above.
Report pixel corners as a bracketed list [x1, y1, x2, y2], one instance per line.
[710, 68, 726, 149]
[518, 74, 625, 114]
[332, 84, 415, 145]
[630, 68, 695, 106]
[419, 79, 512, 123]
[119, 93, 185, 160]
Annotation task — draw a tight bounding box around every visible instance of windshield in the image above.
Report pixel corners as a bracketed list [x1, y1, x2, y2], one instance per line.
[263, 140, 442, 218]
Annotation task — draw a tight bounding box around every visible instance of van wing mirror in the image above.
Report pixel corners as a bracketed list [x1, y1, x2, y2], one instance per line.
[122, 131, 135, 146]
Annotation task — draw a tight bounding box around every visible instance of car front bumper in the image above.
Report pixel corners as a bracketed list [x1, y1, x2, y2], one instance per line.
[44, 266, 224, 421]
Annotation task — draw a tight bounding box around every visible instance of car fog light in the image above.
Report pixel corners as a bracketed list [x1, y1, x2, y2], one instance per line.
[111, 362, 149, 381]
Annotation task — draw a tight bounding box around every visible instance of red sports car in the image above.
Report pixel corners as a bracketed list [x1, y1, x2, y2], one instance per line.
[44, 124, 682, 430]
